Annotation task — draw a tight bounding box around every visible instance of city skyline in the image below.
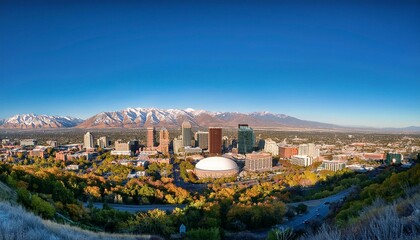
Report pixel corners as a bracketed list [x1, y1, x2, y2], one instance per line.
[1, 1, 419, 128]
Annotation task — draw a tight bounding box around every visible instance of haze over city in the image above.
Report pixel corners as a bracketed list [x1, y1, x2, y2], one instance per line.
[1, 1, 420, 128]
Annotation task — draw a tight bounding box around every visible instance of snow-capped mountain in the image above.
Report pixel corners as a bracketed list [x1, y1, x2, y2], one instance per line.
[77, 108, 209, 128]
[76, 107, 340, 129]
[0, 114, 83, 129]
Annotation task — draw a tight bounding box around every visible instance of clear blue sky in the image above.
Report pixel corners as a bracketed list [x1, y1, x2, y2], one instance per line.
[1, 1, 419, 128]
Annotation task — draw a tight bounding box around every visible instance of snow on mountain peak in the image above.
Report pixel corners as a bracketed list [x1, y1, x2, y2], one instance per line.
[0, 114, 83, 129]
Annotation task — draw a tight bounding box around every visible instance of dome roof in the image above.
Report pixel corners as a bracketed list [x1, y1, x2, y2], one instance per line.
[195, 157, 238, 171]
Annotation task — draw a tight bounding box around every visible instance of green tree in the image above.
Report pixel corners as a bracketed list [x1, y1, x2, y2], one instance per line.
[296, 203, 308, 214]
[30, 194, 55, 219]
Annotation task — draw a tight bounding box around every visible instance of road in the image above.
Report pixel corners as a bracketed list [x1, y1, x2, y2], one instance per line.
[84, 202, 186, 214]
[251, 187, 355, 238]
[172, 162, 206, 192]
[279, 187, 355, 230]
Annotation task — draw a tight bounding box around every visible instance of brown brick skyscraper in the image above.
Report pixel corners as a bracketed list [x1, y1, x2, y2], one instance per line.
[208, 127, 222, 155]
[158, 127, 170, 154]
[147, 127, 156, 148]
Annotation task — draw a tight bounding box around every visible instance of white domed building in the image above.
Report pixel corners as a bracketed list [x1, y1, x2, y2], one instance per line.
[195, 156, 239, 179]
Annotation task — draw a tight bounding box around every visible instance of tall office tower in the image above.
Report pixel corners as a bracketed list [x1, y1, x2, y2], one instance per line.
[173, 137, 183, 154]
[195, 131, 209, 149]
[158, 127, 170, 154]
[208, 127, 222, 155]
[84, 132, 94, 149]
[147, 127, 156, 148]
[97, 136, 109, 148]
[238, 124, 255, 154]
[182, 120, 192, 147]
[222, 136, 229, 148]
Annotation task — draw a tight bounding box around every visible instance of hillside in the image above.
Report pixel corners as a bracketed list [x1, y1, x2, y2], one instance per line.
[302, 186, 420, 240]
[298, 163, 420, 240]
[0, 181, 17, 203]
[0, 201, 162, 240]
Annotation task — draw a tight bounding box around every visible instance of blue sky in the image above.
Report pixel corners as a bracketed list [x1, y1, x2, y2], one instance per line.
[1, 1, 419, 127]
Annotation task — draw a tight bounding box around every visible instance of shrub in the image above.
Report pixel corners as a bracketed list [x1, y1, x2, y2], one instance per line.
[185, 227, 221, 240]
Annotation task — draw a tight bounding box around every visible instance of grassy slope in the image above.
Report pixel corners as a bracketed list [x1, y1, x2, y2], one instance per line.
[0, 181, 162, 240]
[0, 201, 164, 240]
[0, 181, 17, 203]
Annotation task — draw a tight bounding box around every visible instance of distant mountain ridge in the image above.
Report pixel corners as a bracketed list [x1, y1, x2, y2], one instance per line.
[0, 114, 83, 129]
[0, 108, 418, 132]
[75, 107, 341, 129]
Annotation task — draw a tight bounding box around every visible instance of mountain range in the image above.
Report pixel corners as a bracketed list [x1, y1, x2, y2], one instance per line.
[0, 114, 83, 129]
[0, 108, 418, 132]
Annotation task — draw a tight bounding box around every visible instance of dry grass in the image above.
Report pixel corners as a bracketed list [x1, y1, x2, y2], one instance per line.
[0, 202, 163, 240]
[302, 186, 420, 240]
[0, 181, 17, 203]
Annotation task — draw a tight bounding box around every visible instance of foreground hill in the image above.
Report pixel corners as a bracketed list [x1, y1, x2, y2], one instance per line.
[0, 114, 83, 129]
[302, 186, 420, 240]
[0, 181, 16, 203]
[0, 202, 162, 240]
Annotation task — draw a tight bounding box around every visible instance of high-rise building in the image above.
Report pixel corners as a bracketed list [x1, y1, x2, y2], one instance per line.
[195, 131, 209, 149]
[222, 136, 229, 148]
[147, 127, 156, 148]
[111, 139, 136, 156]
[279, 146, 298, 158]
[97, 136, 110, 148]
[298, 143, 318, 158]
[84, 132, 94, 149]
[264, 138, 279, 156]
[158, 127, 170, 154]
[245, 153, 272, 171]
[238, 125, 254, 154]
[208, 127, 222, 155]
[173, 137, 183, 154]
[182, 120, 192, 147]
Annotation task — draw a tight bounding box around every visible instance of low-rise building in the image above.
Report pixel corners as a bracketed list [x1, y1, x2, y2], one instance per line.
[46, 141, 58, 147]
[245, 152, 272, 171]
[29, 149, 47, 159]
[20, 139, 37, 146]
[55, 151, 68, 161]
[319, 160, 346, 171]
[184, 146, 202, 154]
[279, 146, 298, 158]
[363, 153, 384, 161]
[65, 165, 79, 171]
[127, 171, 147, 179]
[290, 155, 313, 167]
